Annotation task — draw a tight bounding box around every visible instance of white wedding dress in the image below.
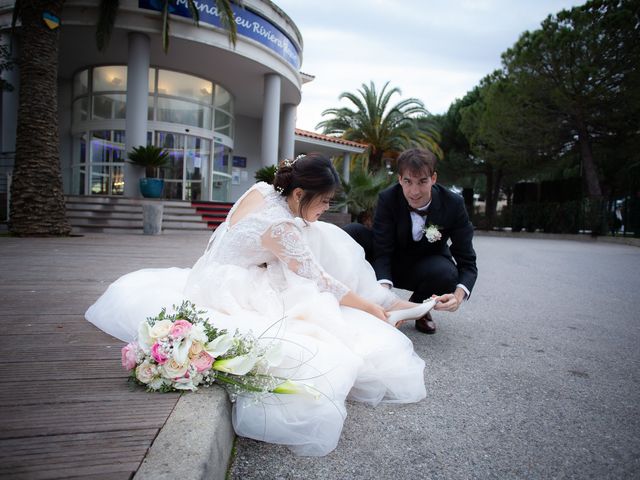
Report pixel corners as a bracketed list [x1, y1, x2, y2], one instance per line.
[86, 182, 426, 456]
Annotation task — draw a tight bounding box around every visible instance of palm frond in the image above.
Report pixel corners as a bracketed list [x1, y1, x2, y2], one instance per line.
[96, 0, 120, 52]
[318, 81, 438, 171]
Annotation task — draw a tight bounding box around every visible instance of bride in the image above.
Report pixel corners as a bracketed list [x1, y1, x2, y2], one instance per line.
[86, 153, 434, 456]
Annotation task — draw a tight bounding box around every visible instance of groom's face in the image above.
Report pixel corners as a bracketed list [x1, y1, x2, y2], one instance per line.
[398, 169, 437, 209]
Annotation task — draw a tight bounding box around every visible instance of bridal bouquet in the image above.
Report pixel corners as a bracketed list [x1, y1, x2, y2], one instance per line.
[121, 300, 306, 396]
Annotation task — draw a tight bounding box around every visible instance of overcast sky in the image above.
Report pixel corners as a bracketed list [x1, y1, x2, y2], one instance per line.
[275, 0, 585, 132]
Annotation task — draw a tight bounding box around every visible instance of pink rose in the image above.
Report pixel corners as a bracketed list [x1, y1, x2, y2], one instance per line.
[169, 319, 193, 339]
[121, 342, 139, 371]
[191, 351, 214, 373]
[151, 342, 169, 365]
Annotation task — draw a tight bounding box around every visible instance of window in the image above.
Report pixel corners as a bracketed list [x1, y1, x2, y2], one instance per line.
[71, 66, 234, 200]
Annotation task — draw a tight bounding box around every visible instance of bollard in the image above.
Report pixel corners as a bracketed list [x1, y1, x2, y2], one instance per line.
[142, 203, 163, 235]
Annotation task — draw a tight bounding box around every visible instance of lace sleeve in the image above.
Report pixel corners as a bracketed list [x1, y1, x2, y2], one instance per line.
[262, 221, 349, 301]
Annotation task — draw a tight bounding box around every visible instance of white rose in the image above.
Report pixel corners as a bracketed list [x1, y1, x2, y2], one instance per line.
[189, 341, 204, 357]
[135, 360, 156, 384]
[162, 359, 189, 379]
[150, 319, 173, 340]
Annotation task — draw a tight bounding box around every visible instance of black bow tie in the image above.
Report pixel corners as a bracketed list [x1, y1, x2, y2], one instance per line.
[408, 207, 429, 217]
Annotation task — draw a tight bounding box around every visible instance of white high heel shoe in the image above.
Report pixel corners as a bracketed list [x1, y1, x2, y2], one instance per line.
[386, 298, 437, 327]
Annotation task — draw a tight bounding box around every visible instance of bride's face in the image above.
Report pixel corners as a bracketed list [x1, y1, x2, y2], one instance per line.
[302, 192, 333, 222]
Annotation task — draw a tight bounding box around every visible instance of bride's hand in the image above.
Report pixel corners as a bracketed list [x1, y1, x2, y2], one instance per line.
[365, 303, 388, 322]
[340, 291, 388, 322]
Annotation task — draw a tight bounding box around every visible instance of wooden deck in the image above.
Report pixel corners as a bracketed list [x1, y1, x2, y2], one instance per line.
[0, 232, 211, 479]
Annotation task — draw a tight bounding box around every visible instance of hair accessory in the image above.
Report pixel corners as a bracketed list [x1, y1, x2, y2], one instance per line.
[275, 185, 284, 194]
[278, 154, 304, 171]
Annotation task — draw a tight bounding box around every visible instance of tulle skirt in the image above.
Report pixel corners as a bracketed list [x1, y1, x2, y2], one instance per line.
[86, 221, 426, 456]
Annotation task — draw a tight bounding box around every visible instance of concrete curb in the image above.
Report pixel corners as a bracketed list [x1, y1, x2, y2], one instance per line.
[134, 386, 235, 480]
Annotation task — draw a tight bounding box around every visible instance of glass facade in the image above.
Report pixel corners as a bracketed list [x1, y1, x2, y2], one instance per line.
[70, 66, 234, 201]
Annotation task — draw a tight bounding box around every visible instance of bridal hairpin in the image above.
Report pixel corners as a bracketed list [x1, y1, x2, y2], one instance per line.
[277, 155, 304, 172]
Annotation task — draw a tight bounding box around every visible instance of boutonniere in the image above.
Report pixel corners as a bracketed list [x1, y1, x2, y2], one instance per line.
[423, 223, 442, 243]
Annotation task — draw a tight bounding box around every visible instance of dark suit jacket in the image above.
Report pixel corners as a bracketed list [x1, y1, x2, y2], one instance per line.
[372, 183, 478, 294]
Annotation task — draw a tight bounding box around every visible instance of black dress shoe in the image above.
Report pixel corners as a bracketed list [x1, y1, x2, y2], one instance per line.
[415, 312, 436, 334]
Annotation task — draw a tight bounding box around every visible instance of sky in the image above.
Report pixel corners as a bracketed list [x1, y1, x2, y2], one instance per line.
[275, 0, 585, 132]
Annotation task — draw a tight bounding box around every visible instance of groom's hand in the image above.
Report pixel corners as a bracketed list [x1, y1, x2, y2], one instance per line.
[434, 288, 466, 312]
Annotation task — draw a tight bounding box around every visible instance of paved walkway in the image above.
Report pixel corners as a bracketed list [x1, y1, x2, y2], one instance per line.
[0, 232, 211, 479]
[1, 232, 638, 479]
[229, 235, 640, 479]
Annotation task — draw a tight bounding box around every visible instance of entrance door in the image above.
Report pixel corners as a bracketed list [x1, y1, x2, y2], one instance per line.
[89, 130, 125, 195]
[156, 132, 210, 201]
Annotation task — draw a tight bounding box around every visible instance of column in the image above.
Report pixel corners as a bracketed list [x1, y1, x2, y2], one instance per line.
[261, 74, 281, 167]
[124, 32, 150, 197]
[342, 152, 351, 213]
[279, 103, 296, 161]
[342, 152, 351, 182]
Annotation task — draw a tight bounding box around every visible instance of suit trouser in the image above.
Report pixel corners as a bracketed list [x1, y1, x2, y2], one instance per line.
[343, 223, 457, 302]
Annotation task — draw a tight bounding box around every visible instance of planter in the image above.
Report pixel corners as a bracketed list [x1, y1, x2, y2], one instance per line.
[142, 203, 164, 235]
[139, 178, 164, 198]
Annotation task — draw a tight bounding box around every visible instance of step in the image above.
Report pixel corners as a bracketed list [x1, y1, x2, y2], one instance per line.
[201, 214, 227, 221]
[66, 210, 204, 222]
[66, 195, 191, 208]
[71, 221, 210, 233]
[194, 206, 232, 214]
[64, 195, 229, 233]
[66, 203, 144, 213]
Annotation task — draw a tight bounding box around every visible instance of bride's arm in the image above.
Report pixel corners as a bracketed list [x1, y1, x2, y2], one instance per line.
[262, 221, 348, 298]
[262, 221, 387, 320]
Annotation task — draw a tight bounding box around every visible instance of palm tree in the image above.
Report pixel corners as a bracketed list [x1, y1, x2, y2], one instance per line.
[8, 0, 237, 236]
[9, 0, 71, 236]
[317, 81, 434, 172]
[334, 157, 394, 227]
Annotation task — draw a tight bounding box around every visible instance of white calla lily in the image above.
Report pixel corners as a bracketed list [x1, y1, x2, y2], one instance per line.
[172, 337, 193, 364]
[272, 380, 321, 400]
[213, 351, 258, 375]
[204, 333, 234, 357]
[137, 321, 153, 352]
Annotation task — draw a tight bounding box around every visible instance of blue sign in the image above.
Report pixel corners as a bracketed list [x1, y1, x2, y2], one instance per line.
[139, 0, 301, 69]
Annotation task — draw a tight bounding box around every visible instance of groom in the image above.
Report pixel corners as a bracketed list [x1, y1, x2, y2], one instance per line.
[344, 148, 478, 334]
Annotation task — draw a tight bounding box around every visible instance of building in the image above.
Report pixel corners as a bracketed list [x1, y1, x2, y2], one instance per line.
[0, 0, 364, 215]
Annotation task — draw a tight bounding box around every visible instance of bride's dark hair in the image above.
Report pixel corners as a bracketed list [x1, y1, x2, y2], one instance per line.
[273, 153, 340, 218]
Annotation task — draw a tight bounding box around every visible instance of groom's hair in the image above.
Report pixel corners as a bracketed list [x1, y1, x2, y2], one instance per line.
[397, 148, 438, 177]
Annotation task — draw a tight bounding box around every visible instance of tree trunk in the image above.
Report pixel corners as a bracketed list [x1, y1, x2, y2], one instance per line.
[576, 119, 602, 198]
[486, 167, 503, 229]
[9, 0, 71, 236]
[368, 148, 384, 172]
[484, 164, 495, 229]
